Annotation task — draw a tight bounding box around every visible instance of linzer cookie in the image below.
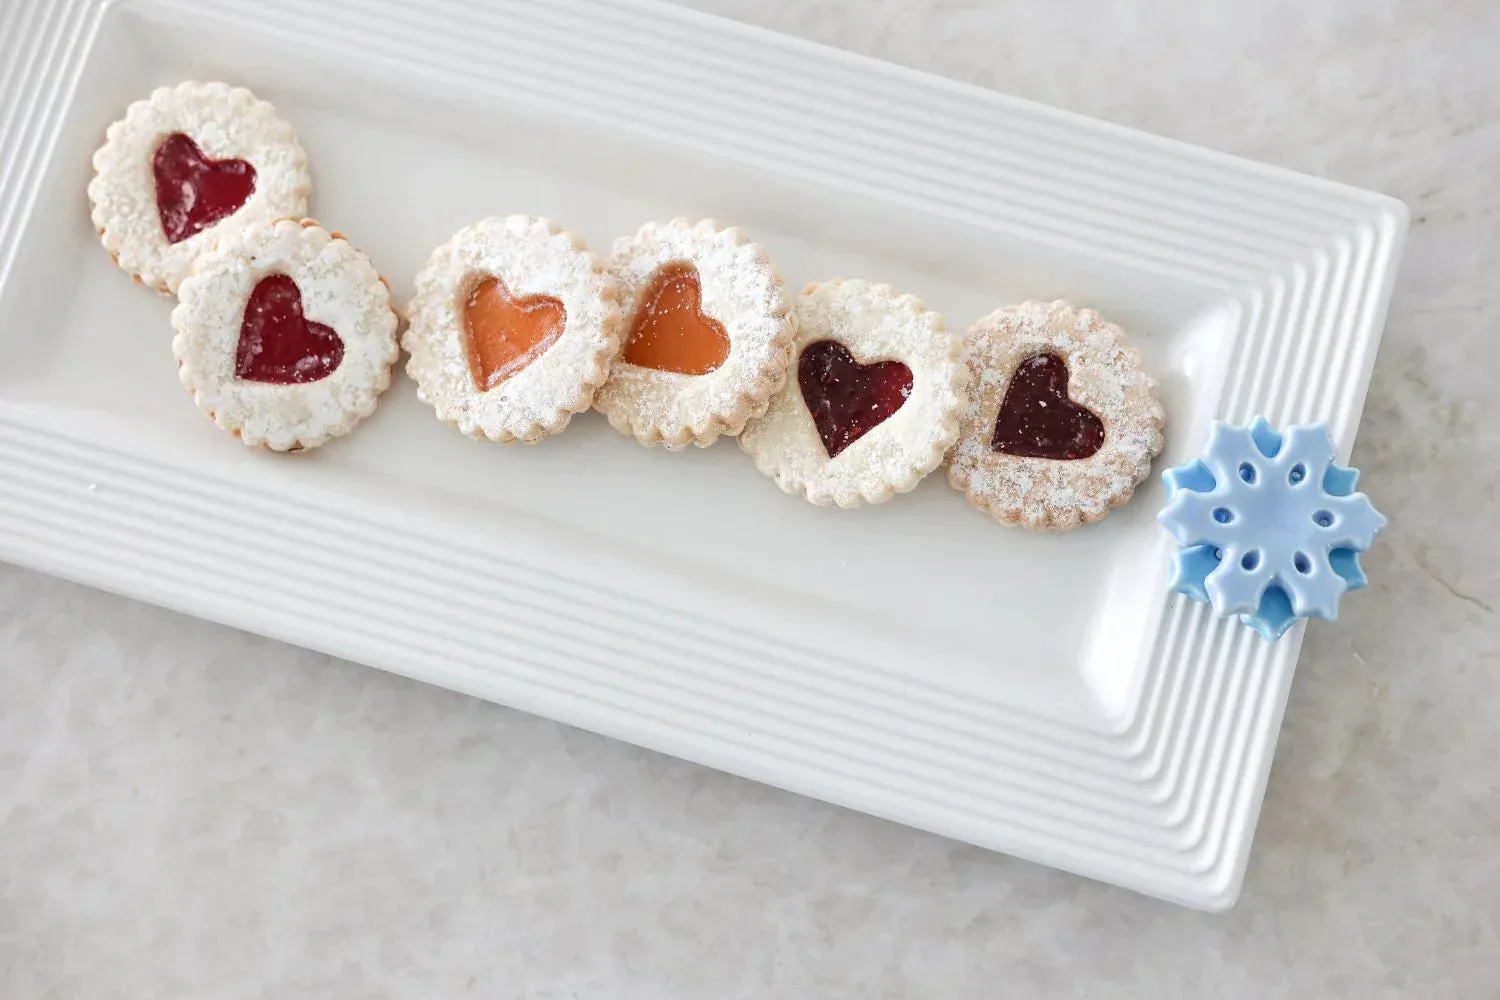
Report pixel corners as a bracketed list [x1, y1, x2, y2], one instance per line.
[947, 300, 1164, 530]
[404, 216, 621, 443]
[593, 219, 794, 449]
[89, 82, 310, 296]
[171, 220, 399, 452]
[740, 279, 967, 507]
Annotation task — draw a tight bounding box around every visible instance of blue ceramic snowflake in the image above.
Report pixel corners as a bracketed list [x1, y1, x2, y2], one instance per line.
[1157, 418, 1386, 641]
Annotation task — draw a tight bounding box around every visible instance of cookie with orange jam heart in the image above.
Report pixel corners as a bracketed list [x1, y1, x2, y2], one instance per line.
[740, 279, 968, 507]
[89, 82, 310, 296]
[404, 216, 622, 443]
[171, 220, 399, 452]
[593, 219, 795, 449]
[947, 300, 1165, 530]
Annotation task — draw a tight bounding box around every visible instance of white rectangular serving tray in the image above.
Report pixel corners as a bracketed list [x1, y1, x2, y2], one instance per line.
[0, 0, 1406, 909]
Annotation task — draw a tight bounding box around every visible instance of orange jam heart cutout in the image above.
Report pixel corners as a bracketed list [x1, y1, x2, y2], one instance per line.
[990, 353, 1105, 460]
[153, 133, 257, 245]
[462, 277, 567, 391]
[236, 274, 344, 384]
[622, 261, 730, 376]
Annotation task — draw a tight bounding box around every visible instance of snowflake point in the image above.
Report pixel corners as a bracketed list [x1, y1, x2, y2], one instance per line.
[1248, 416, 1282, 458]
[1168, 544, 1219, 602]
[1162, 458, 1215, 501]
[1245, 585, 1299, 640]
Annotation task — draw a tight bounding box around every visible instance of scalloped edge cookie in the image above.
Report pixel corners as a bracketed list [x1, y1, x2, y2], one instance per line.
[740, 279, 968, 507]
[947, 299, 1165, 530]
[403, 216, 622, 444]
[89, 81, 310, 296]
[592, 218, 794, 449]
[171, 219, 399, 452]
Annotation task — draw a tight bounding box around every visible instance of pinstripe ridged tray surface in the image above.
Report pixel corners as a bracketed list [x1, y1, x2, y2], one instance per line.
[0, 0, 1406, 908]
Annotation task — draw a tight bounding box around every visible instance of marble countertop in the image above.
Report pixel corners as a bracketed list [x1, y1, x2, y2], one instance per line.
[4, 0, 1496, 995]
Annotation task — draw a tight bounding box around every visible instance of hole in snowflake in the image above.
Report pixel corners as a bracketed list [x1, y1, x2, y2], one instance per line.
[1294, 552, 1312, 574]
[1238, 462, 1256, 484]
[1213, 507, 1234, 524]
[1313, 510, 1335, 528]
[1289, 464, 1306, 484]
[1240, 550, 1261, 571]
[1213, 548, 1223, 561]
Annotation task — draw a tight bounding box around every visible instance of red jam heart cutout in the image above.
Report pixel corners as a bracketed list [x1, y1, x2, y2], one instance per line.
[235, 275, 344, 385]
[153, 133, 256, 244]
[622, 261, 730, 376]
[990, 353, 1105, 460]
[798, 340, 913, 458]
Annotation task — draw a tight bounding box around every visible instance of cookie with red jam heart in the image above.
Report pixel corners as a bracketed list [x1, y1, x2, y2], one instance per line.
[947, 300, 1165, 530]
[593, 219, 794, 449]
[89, 82, 310, 296]
[740, 279, 968, 507]
[171, 220, 399, 452]
[404, 216, 622, 444]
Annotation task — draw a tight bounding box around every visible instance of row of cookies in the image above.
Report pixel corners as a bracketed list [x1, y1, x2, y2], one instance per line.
[406, 215, 1165, 529]
[87, 82, 1164, 530]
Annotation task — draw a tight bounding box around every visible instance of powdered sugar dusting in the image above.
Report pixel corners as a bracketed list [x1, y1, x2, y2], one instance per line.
[593, 219, 794, 449]
[947, 300, 1165, 530]
[89, 82, 309, 296]
[171, 220, 399, 451]
[403, 216, 621, 443]
[740, 279, 967, 507]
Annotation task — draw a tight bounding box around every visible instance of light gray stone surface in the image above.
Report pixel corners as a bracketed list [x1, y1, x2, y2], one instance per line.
[4, 0, 1498, 995]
